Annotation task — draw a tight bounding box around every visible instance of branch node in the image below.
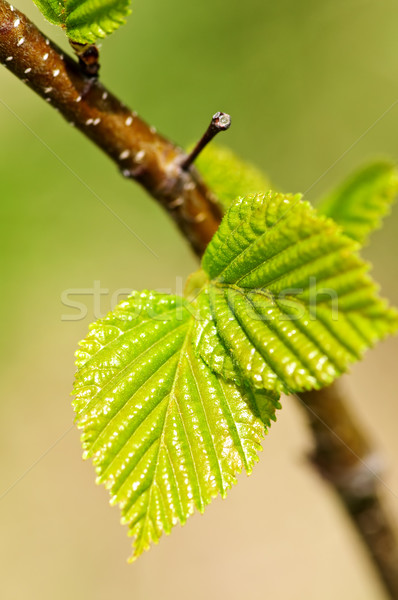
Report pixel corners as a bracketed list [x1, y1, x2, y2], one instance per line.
[69, 40, 100, 78]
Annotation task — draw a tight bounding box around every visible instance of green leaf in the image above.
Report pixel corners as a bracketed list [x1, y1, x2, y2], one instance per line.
[32, 0, 131, 44]
[195, 145, 271, 212]
[32, 0, 64, 25]
[317, 162, 398, 245]
[73, 291, 279, 561]
[199, 192, 398, 394]
[65, 0, 131, 44]
[73, 191, 398, 561]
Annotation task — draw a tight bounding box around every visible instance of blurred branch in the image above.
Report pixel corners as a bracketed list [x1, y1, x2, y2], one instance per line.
[1, 0, 398, 597]
[0, 0, 222, 257]
[300, 383, 398, 599]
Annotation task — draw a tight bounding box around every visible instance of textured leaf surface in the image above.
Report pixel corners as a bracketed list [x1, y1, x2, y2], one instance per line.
[65, 0, 131, 44]
[74, 191, 398, 561]
[200, 192, 398, 394]
[33, 0, 131, 43]
[317, 162, 398, 244]
[195, 145, 270, 212]
[73, 291, 279, 561]
[32, 0, 64, 25]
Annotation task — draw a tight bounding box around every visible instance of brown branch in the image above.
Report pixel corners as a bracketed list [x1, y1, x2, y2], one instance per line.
[300, 383, 398, 598]
[0, 0, 222, 257]
[1, 1, 398, 597]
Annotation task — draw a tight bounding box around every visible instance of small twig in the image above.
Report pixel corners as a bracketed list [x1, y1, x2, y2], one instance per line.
[181, 111, 231, 170]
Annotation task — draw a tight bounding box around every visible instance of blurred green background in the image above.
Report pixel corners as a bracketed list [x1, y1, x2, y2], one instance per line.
[1, 0, 398, 598]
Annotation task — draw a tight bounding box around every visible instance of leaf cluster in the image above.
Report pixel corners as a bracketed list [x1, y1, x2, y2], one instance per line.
[74, 154, 398, 559]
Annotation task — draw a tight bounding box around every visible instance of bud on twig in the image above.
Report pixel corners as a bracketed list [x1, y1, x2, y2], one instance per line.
[181, 111, 231, 171]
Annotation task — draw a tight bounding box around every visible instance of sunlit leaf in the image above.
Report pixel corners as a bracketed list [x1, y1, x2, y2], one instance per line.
[32, 0, 64, 25]
[317, 162, 398, 245]
[73, 291, 280, 561]
[65, 0, 131, 44]
[73, 191, 398, 562]
[32, 0, 132, 44]
[200, 192, 398, 393]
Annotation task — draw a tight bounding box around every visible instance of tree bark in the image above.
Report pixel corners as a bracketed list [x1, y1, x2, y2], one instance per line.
[1, 1, 398, 596]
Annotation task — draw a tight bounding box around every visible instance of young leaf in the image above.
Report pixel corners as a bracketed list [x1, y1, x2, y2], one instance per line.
[73, 291, 280, 561]
[32, 0, 64, 25]
[317, 162, 398, 245]
[73, 192, 397, 561]
[199, 192, 398, 394]
[195, 145, 270, 212]
[65, 0, 131, 44]
[32, 0, 131, 44]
